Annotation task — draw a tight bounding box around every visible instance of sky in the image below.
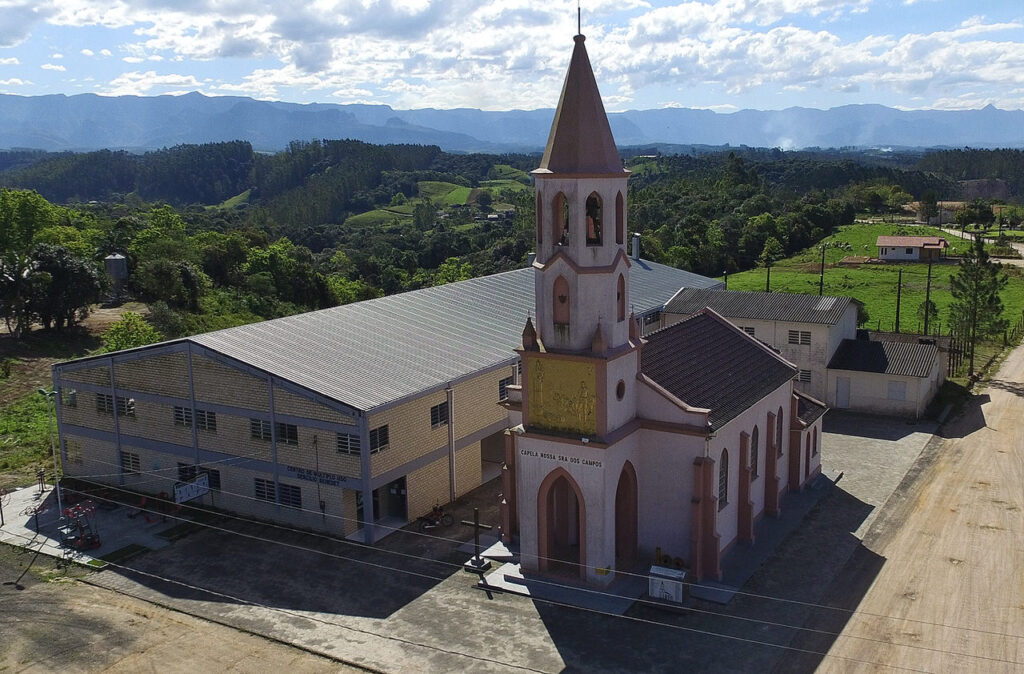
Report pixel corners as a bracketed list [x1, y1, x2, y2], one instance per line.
[0, 0, 1022, 113]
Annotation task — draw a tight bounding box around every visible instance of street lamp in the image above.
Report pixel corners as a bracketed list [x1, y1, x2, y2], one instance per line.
[37, 388, 63, 516]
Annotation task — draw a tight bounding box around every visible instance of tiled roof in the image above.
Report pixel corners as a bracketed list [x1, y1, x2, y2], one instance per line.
[641, 309, 797, 431]
[663, 287, 853, 326]
[65, 260, 719, 413]
[795, 391, 828, 426]
[876, 236, 947, 249]
[827, 339, 937, 378]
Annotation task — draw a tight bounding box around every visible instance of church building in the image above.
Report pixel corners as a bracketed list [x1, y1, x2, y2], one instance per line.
[501, 33, 825, 585]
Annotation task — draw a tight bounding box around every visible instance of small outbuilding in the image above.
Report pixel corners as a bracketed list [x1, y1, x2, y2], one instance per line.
[876, 236, 948, 262]
[826, 339, 941, 419]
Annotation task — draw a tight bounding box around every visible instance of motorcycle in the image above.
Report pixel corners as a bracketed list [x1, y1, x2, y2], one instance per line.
[417, 504, 454, 531]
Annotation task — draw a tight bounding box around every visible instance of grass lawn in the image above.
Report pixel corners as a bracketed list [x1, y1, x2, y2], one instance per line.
[725, 223, 1024, 335]
[479, 179, 530, 194]
[489, 164, 530, 182]
[216, 189, 251, 209]
[344, 208, 410, 228]
[0, 394, 55, 490]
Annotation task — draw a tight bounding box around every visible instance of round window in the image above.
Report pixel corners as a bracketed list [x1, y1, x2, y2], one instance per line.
[616, 380, 626, 400]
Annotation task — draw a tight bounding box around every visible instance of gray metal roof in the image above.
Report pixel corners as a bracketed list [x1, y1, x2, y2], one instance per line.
[185, 260, 720, 412]
[827, 339, 937, 378]
[664, 287, 854, 326]
[795, 391, 828, 426]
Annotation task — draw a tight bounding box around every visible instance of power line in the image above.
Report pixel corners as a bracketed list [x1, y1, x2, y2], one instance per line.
[40, 482, 1024, 667]
[62, 457, 1024, 644]
[2, 526, 953, 674]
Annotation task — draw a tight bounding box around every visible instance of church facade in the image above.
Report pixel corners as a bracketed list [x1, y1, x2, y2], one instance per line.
[501, 34, 825, 585]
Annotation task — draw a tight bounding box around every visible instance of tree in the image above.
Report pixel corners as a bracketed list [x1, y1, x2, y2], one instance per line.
[433, 257, 472, 286]
[949, 235, 1008, 376]
[0, 189, 59, 336]
[29, 244, 104, 330]
[759, 236, 785, 267]
[917, 189, 939, 223]
[102, 312, 163, 352]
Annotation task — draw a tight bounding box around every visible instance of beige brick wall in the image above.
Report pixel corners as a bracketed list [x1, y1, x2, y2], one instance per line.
[62, 436, 118, 479]
[122, 398, 192, 447]
[368, 368, 511, 478]
[192, 354, 269, 410]
[63, 365, 110, 387]
[197, 412, 273, 464]
[273, 386, 355, 425]
[60, 391, 115, 433]
[114, 353, 190, 398]
[406, 454, 450, 519]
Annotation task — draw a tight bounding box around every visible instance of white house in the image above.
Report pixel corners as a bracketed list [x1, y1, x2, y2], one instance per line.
[826, 338, 941, 419]
[876, 236, 948, 262]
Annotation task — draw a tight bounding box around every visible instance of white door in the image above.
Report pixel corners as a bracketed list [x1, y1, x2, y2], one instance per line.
[836, 377, 851, 409]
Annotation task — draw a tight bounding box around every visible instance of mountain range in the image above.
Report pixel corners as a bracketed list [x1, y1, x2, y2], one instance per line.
[1, 92, 1023, 153]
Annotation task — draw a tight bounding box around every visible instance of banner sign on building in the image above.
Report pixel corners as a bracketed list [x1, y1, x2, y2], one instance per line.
[174, 472, 209, 503]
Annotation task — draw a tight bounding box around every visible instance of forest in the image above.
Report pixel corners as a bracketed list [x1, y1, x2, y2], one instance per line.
[0, 141, 1018, 344]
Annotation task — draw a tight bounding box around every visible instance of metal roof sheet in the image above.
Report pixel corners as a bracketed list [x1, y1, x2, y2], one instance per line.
[876, 236, 947, 248]
[664, 287, 854, 326]
[181, 260, 720, 412]
[826, 339, 937, 378]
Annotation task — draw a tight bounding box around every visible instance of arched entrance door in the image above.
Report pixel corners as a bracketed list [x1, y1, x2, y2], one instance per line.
[537, 468, 586, 579]
[615, 462, 638, 571]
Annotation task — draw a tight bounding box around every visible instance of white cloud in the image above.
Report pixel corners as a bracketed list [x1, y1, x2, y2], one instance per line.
[80, 48, 94, 56]
[0, 78, 31, 85]
[41, 63, 66, 71]
[0, 57, 19, 65]
[100, 48, 112, 56]
[51, 52, 63, 58]
[103, 70, 204, 95]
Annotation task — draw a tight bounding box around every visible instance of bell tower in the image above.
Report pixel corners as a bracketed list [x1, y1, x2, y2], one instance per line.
[518, 32, 639, 442]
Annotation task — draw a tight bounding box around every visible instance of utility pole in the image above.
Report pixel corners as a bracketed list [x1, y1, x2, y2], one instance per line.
[723, 270, 728, 290]
[765, 264, 771, 292]
[924, 259, 933, 335]
[894, 268, 903, 333]
[819, 245, 826, 296]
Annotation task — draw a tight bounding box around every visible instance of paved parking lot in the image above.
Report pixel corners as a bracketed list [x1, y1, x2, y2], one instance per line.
[3, 409, 943, 672]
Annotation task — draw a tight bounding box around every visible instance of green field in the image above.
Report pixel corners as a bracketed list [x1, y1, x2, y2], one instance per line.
[479, 179, 530, 194]
[489, 164, 530, 182]
[345, 208, 410, 228]
[725, 223, 1024, 335]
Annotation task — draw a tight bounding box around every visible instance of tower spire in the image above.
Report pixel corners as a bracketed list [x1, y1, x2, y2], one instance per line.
[578, 1, 581, 36]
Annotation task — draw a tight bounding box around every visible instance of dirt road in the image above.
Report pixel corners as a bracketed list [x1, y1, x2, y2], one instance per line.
[0, 544, 357, 673]
[818, 344, 1024, 671]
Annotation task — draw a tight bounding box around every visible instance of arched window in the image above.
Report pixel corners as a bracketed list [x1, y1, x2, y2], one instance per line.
[812, 427, 818, 456]
[536, 192, 543, 245]
[776, 406, 784, 456]
[553, 193, 568, 246]
[718, 449, 729, 510]
[750, 427, 759, 479]
[553, 276, 570, 325]
[616, 274, 626, 322]
[586, 192, 603, 245]
[615, 191, 624, 245]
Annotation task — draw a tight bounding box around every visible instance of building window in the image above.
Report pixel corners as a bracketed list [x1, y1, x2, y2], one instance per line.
[430, 401, 449, 429]
[553, 275, 570, 326]
[797, 369, 812, 383]
[812, 428, 819, 457]
[887, 381, 907, 401]
[615, 191, 624, 245]
[536, 192, 543, 245]
[743, 326, 756, 337]
[616, 380, 626, 401]
[718, 450, 729, 510]
[196, 409, 217, 432]
[121, 452, 140, 474]
[275, 422, 298, 445]
[585, 192, 603, 245]
[254, 478, 275, 502]
[97, 393, 114, 414]
[174, 406, 193, 427]
[278, 483, 302, 508]
[498, 376, 514, 402]
[750, 427, 759, 480]
[62, 389, 77, 408]
[553, 192, 568, 245]
[336, 432, 360, 455]
[517, 360, 522, 377]
[177, 463, 197, 482]
[777, 406, 784, 457]
[201, 468, 221, 491]
[617, 273, 626, 322]
[100, 394, 134, 417]
[788, 330, 811, 345]
[905, 247, 913, 254]
[369, 425, 389, 453]
[64, 438, 82, 465]
[250, 418, 272, 440]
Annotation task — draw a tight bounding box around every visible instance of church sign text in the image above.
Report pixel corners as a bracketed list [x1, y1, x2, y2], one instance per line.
[519, 447, 602, 469]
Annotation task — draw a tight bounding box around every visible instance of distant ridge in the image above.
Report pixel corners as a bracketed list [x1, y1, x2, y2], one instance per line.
[1, 92, 1022, 153]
